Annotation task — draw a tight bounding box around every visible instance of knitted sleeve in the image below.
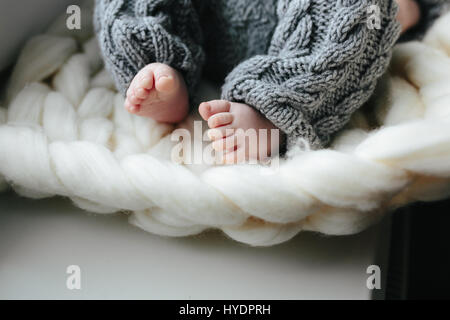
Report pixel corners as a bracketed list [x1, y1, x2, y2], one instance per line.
[94, 0, 205, 96]
[221, 0, 401, 150]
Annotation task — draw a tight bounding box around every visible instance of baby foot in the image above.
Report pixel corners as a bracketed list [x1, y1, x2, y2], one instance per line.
[125, 63, 189, 123]
[199, 100, 283, 164]
[396, 0, 421, 33]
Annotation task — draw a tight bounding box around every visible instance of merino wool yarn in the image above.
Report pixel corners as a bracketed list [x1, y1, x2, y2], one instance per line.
[1, 6, 450, 246]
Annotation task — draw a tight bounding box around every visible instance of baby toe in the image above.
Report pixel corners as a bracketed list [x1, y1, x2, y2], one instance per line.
[135, 65, 155, 89]
[126, 85, 134, 100]
[199, 102, 212, 121]
[134, 87, 149, 99]
[141, 77, 153, 90]
[153, 64, 178, 93]
[139, 74, 154, 90]
[205, 100, 231, 118]
[212, 134, 238, 152]
[199, 100, 231, 120]
[128, 93, 142, 106]
[155, 75, 175, 93]
[207, 126, 234, 141]
[125, 99, 140, 113]
[208, 112, 234, 128]
[224, 147, 246, 165]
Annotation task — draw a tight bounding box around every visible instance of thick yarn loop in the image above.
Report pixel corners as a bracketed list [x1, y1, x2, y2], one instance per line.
[1, 8, 450, 246]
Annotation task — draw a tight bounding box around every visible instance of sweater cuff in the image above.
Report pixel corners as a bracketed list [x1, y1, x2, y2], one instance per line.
[221, 0, 401, 152]
[94, 0, 205, 97]
[220, 56, 324, 150]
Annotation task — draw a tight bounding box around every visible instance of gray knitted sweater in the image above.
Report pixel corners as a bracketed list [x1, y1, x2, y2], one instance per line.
[94, 0, 447, 149]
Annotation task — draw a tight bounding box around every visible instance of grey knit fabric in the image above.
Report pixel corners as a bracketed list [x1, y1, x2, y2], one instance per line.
[93, 0, 443, 150]
[94, 0, 206, 96]
[220, 0, 400, 149]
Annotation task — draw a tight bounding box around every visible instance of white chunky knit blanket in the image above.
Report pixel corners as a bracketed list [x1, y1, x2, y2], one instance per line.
[1, 9, 450, 246]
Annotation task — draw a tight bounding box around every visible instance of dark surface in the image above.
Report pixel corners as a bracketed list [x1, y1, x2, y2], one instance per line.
[387, 199, 450, 299]
[408, 200, 450, 299]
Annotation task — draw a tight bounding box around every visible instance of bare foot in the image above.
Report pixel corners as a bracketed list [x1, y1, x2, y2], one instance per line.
[199, 100, 283, 164]
[125, 63, 189, 123]
[396, 0, 421, 33]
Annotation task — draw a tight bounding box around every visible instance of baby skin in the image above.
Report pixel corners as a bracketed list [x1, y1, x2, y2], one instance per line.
[125, 0, 420, 164]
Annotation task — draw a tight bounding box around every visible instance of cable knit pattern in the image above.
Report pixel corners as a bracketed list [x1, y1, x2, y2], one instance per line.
[94, 0, 206, 96]
[95, 0, 447, 149]
[221, 0, 401, 149]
